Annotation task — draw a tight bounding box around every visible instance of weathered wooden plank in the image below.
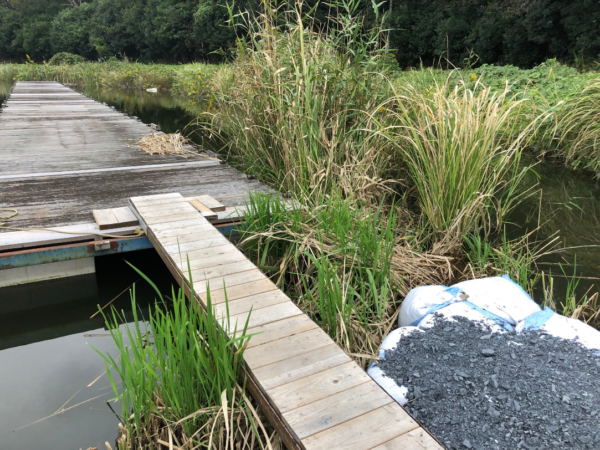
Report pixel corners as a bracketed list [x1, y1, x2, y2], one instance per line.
[369, 429, 444, 450]
[266, 362, 372, 413]
[111, 207, 140, 227]
[92, 208, 118, 230]
[213, 289, 289, 317]
[251, 343, 350, 389]
[148, 218, 209, 232]
[195, 270, 268, 295]
[173, 248, 246, 271]
[243, 327, 333, 370]
[152, 225, 219, 240]
[222, 301, 304, 333]
[160, 234, 229, 252]
[135, 204, 199, 217]
[159, 233, 226, 248]
[188, 198, 218, 221]
[187, 259, 259, 282]
[0, 223, 138, 250]
[188, 198, 212, 213]
[231, 314, 319, 348]
[200, 278, 278, 304]
[144, 212, 203, 226]
[195, 195, 226, 212]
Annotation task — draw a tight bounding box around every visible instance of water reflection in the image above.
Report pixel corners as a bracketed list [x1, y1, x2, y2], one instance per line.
[508, 154, 600, 300]
[0, 250, 176, 450]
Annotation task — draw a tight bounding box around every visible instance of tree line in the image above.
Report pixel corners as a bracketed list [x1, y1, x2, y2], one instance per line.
[391, 0, 600, 69]
[0, 0, 245, 62]
[1, 0, 600, 68]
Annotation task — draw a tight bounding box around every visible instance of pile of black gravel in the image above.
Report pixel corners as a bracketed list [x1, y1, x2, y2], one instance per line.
[378, 314, 600, 450]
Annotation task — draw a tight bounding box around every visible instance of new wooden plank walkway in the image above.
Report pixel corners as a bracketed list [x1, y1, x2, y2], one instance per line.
[130, 192, 442, 450]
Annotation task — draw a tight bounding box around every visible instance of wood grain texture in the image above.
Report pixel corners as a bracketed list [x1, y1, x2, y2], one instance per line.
[370, 428, 444, 450]
[251, 343, 350, 389]
[222, 301, 304, 332]
[111, 207, 139, 227]
[92, 208, 118, 230]
[195, 194, 226, 212]
[283, 381, 394, 439]
[301, 403, 420, 450]
[213, 289, 289, 316]
[243, 327, 332, 370]
[0, 82, 275, 232]
[201, 278, 278, 304]
[266, 361, 372, 413]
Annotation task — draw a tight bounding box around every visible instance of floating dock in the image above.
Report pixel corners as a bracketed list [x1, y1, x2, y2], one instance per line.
[0, 82, 442, 449]
[0, 81, 272, 285]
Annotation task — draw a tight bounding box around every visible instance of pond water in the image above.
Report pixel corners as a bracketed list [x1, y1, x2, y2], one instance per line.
[1, 81, 600, 447]
[0, 249, 177, 449]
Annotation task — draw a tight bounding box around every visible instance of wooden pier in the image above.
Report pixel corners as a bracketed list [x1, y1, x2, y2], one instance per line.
[0, 82, 442, 449]
[0, 81, 271, 284]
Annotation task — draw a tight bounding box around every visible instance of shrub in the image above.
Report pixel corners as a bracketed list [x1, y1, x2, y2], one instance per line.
[48, 52, 87, 65]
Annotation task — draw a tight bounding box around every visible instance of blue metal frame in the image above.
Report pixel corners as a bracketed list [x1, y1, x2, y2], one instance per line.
[0, 237, 154, 270]
[0, 222, 243, 270]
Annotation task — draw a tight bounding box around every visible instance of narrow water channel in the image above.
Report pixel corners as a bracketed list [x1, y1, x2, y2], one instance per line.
[1, 81, 599, 448]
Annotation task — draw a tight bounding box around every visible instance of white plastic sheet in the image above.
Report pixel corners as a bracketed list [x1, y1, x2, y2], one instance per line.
[367, 327, 422, 405]
[452, 275, 540, 326]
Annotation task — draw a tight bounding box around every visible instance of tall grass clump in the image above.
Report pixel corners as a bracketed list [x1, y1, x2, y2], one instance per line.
[209, 0, 396, 201]
[547, 80, 600, 175]
[383, 80, 538, 250]
[97, 269, 274, 450]
[217, 0, 551, 361]
[238, 193, 429, 366]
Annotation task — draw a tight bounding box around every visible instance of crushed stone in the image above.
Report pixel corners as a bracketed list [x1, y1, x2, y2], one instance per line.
[378, 314, 600, 450]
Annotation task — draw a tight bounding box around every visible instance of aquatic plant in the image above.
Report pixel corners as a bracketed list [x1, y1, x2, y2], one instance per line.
[96, 266, 275, 449]
[547, 80, 600, 175]
[382, 79, 539, 250]
[207, 0, 395, 202]
[541, 260, 600, 329]
[237, 192, 399, 367]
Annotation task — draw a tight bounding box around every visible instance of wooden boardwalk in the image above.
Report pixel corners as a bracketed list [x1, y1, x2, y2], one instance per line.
[130, 192, 442, 450]
[0, 81, 272, 230]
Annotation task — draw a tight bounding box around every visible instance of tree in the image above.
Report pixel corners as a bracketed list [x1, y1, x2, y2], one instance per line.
[51, 2, 96, 59]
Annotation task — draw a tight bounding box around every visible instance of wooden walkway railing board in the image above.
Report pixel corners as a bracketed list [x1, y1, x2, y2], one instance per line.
[129, 192, 442, 450]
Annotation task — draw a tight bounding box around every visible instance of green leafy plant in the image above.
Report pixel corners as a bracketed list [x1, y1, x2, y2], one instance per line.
[384, 78, 538, 248]
[47, 52, 86, 65]
[96, 264, 272, 449]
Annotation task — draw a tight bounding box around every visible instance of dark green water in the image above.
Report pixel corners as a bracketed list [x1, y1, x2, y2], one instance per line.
[1, 81, 600, 448]
[0, 250, 177, 449]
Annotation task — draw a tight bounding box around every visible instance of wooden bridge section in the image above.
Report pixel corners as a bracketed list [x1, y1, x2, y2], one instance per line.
[130, 192, 442, 450]
[0, 81, 272, 231]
